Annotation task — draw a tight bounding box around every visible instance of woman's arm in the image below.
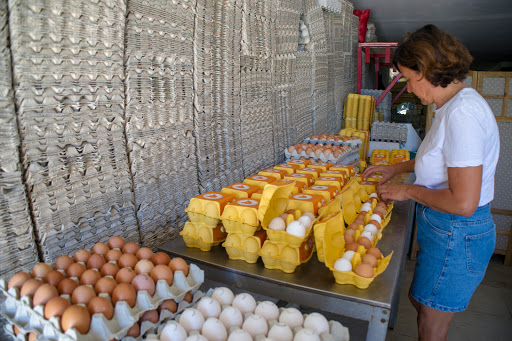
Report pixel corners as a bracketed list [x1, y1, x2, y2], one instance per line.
[362, 159, 415, 183]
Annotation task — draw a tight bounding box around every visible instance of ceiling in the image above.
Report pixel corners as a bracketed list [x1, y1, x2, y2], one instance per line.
[349, 0, 512, 70]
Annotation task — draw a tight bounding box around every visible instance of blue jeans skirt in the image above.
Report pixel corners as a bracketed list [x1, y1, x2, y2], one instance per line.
[411, 203, 495, 312]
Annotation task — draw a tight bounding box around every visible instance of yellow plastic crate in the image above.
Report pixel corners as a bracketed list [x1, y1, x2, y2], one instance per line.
[180, 222, 228, 251]
[221, 183, 261, 200]
[284, 173, 314, 187]
[223, 230, 267, 264]
[259, 235, 315, 273]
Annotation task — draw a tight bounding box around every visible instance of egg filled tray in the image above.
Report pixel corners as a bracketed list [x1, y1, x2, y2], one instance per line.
[284, 144, 360, 165]
[0, 265, 204, 341]
[304, 135, 363, 148]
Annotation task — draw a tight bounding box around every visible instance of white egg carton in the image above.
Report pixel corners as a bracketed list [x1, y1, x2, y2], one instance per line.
[284, 148, 360, 165]
[0, 263, 204, 341]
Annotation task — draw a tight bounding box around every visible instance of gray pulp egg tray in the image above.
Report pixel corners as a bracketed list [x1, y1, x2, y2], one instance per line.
[0, 264, 204, 340]
[284, 147, 360, 165]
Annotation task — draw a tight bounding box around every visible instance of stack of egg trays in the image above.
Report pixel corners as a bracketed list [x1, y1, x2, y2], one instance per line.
[292, 51, 314, 145]
[194, 0, 245, 190]
[305, 1, 327, 51]
[303, 137, 363, 149]
[275, 0, 302, 54]
[0, 264, 205, 341]
[323, 11, 339, 134]
[8, 0, 140, 263]
[240, 0, 277, 58]
[0, 0, 40, 281]
[311, 49, 331, 135]
[124, 0, 200, 249]
[332, 11, 346, 128]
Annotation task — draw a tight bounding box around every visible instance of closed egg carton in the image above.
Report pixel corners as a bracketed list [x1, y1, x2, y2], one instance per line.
[220, 198, 261, 235]
[296, 167, 322, 181]
[221, 183, 261, 200]
[274, 163, 300, 175]
[185, 192, 236, 228]
[258, 168, 288, 181]
[330, 164, 355, 178]
[180, 222, 227, 252]
[313, 212, 344, 263]
[319, 170, 346, 184]
[391, 149, 410, 164]
[315, 176, 344, 191]
[303, 185, 339, 202]
[271, 179, 305, 195]
[243, 175, 275, 190]
[258, 234, 315, 273]
[370, 149, 390, 164]
[222, 230, 267, 264]
[287, 193, 326, 217]
[307, 161, 333, 172]
[286, 158, 310, 168]
[284, 173, 314, 187]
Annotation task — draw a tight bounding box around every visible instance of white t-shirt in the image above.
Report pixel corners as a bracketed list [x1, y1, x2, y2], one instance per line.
[414, 87, 500, 207]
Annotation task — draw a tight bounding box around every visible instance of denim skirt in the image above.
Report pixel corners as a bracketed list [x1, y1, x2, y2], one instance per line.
[410, 203, 495, 312]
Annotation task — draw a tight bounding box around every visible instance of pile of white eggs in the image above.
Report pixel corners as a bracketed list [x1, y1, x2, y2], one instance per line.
[267, 212, 315, 238]
[159, 287, 349, 341]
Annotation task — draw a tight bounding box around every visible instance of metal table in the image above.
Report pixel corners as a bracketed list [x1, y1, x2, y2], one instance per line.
[159, 199, 415, 341]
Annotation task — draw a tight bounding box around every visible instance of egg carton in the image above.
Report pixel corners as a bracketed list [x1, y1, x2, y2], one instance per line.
[259, 235, 316, 274]
[284, 147, 360, 165]
[0, 264, 204, 340]
[222, 230, 267, 264]
[303, 137, 362, 148]
[180, 222, 228, 252]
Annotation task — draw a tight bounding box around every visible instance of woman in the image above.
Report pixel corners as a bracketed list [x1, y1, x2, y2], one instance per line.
[363, 25, 499, 340]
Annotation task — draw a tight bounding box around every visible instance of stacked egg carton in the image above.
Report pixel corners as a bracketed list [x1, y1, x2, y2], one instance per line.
[8, 0, 139, 263]
[323, 10, 339, 134]
[0, 0, 40, 282]
[275, 0, 302, 55]
[311, 49, 331, 135]
[292, 51, 314, 144]
[124, 0, 200, 249]
[332, 10, 347, 129]
[194, 0, 245, 191]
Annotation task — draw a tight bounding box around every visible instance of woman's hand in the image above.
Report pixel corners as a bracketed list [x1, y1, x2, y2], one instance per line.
[362, 164, 398, 184]
[377, 183, 411, 202]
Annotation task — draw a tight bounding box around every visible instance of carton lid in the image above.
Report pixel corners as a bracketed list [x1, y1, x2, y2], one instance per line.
[257, 180, 295, 229]
[321, 212, 346, 269]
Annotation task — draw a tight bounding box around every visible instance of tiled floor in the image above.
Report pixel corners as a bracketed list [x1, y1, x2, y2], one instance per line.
[386, 255, 512, 341]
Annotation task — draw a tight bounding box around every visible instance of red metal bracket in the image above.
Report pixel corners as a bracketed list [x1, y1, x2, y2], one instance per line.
[376, 72, 402, 107]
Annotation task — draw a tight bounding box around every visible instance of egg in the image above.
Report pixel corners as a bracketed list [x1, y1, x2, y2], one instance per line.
[27, 332, 37, 341]
[179, 308, 205, 333]
[116, 267, 137, 283]
[347, 222, 359, 230]
[345, 243, 360, 252]
[227, 329, 252, 341]
[105, 249, 123, 262]
[88, 296, 114, 319]
[32, 263, 52, 279]
[202, 317, 227, 341]
[112, 283, 137, 308]
[151, 252, 171, 266]
[362, 253, 378, 268]
[108, 236, 125, 249]
[369, 192, 378, 199]
[132, 273, 156, 296]
[92, 242, 110, 256]
[218, 306, 243, 329]
[8, 272, 31, 290]
[303, 212, 315, 221]
[286, 220, 306, 237]
[122, 242, 140, 255]
[303, 313, 329, 335]
[242, 314, 268, 337]
[118, 253, 138, 269]
[169, 257, 189, 276]
[232, 293, 256, 314]
[45, 270, 65, 286]
[150, 264, 174, 285]
[126, 322, 140, 337]
[344, 233, 354, 245]
[354, 263, 375, 278]
[366, 247, 383, 259]
[369, 219, 382, 230]
[33, 283, 59, 306]
[185, 335, 208, 341]
[61, 305, 91, 334]
[57, 278, 79, 295]
[67, 263, 86, 278]
[20, 278, 42, 298]
[44, 296, 71, 319]
[369, 214, 382, 224]
[54, 256, 74, 271]
[73, 249, 91, 263]
[254, 301, 280, 321]
[298, 215, 312, 229]
[183, 291, 193, 303]
[134, 259, 155, 275]
[100, 262, 119, 277]
[364, 224, 378, 235]
[279, 213, 289, 221]
[361, 230, 374, 242]
[71, 285, 96, 305]
[341, 250, 355, 261]
[94, 277, 117, 296]
[80, 269, 101, 286]
[333, 258, 352, 272]
[360, 203, 372, 213]
[358, 236, 373, 249]
[159, 299, 177, 313]
[278, 308, 303, 329]
[211, 287, 234, 305]
[268, 323, 293, 341]
[197, 297, 221, 318]
[160, 321, 187, 341]
[136, 247, 154, 260]
[268, 217, 286, 231]
[294, 328, 321, 341]
[140, 309, 159, 323]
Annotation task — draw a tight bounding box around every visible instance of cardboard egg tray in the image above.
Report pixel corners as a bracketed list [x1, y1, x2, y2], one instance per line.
[304, 136, 362, 149]
[258, 234, 315, 273]
[222, 230, 267, 264]
[180, 222, 228, 252]
[284, 147, 360, 165]
[0, 265, 205, 340]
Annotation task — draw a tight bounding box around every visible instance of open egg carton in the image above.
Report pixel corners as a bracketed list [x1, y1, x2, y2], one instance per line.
[0, 264, 204, 341]
[143, 287, 350, 340]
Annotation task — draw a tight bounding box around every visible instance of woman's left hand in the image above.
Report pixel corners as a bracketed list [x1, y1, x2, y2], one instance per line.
[377, 183, 411, 202]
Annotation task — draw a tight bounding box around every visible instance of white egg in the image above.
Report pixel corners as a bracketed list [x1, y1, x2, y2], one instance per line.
[369, 192, 378, 199]
[227, 328, 252, 341]
[185, 335, 207, 341]
[179, 308, 205, 333]
[212, 287, 235, 305]
[369, 214, 382, 223]
[232, 293, 257, 314]
[286, 221, 306, 237]
[303, 313, 329, 335]
[268, 322, 294, 341]
[278, 308, 304, 329]
[197, 297, 222, 318]
[293, 328, 321, 341]
[255, 301, 280, 321]
[361, 230, 374, 241]
[219, 306, 243, 329]
[341, 250, 355, 261]
[298, 215, 312, 229]
[201, 317, 227, 341]
[303, 212, 315, 221]
[361, 203, 372, 212]
[160, 321, 188, 341]
[269, 217, 286, 231]
[363, 224, 378, 235]
[333, 258, 352, 272]
[242, 314, 268, 337]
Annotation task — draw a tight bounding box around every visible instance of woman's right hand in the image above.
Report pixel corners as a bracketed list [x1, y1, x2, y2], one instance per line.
[362, 164, 398, 184]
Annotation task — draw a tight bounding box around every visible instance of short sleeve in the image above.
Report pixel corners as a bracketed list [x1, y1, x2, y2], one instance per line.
[443, 106, 484, 167]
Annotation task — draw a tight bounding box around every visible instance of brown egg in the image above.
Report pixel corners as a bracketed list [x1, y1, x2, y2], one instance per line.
[353, 217, 364, 226]
[8, 272, 31, 290]
[358, 237, 372, 249]
[67, 263, 86, 278]
[348, 222, 359, 230]
[58, 278, 79, 295]
[44, 296, 71, 319]
[33, 283, 59, 306]
[150, 252, 171, 266]
[126, 322, 140, 337]
[345, 229, 355, 237]
[95, 277, 118, 296]
[118, 253, 138, 269]
[54, 255, 74, 271]
[132, 273, 156, 296]
[45, 270, 65, 287]
[369, 220, 382, 230]
[74, 249, 91, 263]
[159, 299, 177, 313]
[345, 243, 360, 252]
[105, 249, 123, 262]
[20, 278, 43, 298]
[112, 283, 137, 308]
[87, 254, 106, 270]
[150, 265, 174, 286]
[92, 242, 110, 256]
[361, 253, 378, 268]
[108, 236, 125, 249]
[80, 270, 101, 286]
[344, 234, 354, 245]
[101, 262, 119, 277]
[366, 247, 382, 259]
[28, 332, 37, 341]
[116, 267, 137, 284]
[32, 263, 52, 279]
[71, 285, 96, 305]
[136, 247, 154, 260]
[134, 259, 154, 275]
[354, 263, 375, 278]
[122, 242, 140, 255]
[183, 291, 193, 303]
[61, 305, 91, 334]
[140, 309, 158, 323]
[169, 257, 189, 276]
[88, 296, 114, 320]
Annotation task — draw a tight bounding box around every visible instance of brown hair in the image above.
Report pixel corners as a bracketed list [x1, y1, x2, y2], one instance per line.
[393, 24, 473, 87]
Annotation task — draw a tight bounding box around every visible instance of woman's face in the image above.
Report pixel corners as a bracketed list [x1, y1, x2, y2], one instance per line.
[398, 63, 436, 105]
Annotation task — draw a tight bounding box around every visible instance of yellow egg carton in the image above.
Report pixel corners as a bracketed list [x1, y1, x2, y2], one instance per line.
[258, 234, 315, 273]
[287, 159, 310, 168]
[274, 163, 300, 175]
[370, 149, 390, 165]
[391, 149, 410, 164]
[287, 193, 326, 216]
[296, 167, 322, 180]
[284, 173, 314, 187]
[185, 192, 236, 228]
[258, 168, 288, 181]
[180, 221, 228, 251]
[357, 160, 367, 172]
[317, 195, 342, 218]
[256, 180, 295, 229]
[303, 185, 339, 202]
[313, 211, 344, 263]
[221, 183, 261, 200]
[243, 175, 276, 190]
[264, 211, 317, 248]
[330, 164, 356, 178]
[365, 174, 385, 183]
[222, 230, 267, 264]
[319, 170, 346, 184]
[307, 161, 333, 172]
[220, 198, 261, 235]
[315, 176, 344, 191]
[270, 179, 305, 195]
[359, 181, 377, 194]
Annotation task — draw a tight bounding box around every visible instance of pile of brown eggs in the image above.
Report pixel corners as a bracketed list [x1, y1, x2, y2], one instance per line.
[308, 134, 359, 142]
[7, 236, 192, 338]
